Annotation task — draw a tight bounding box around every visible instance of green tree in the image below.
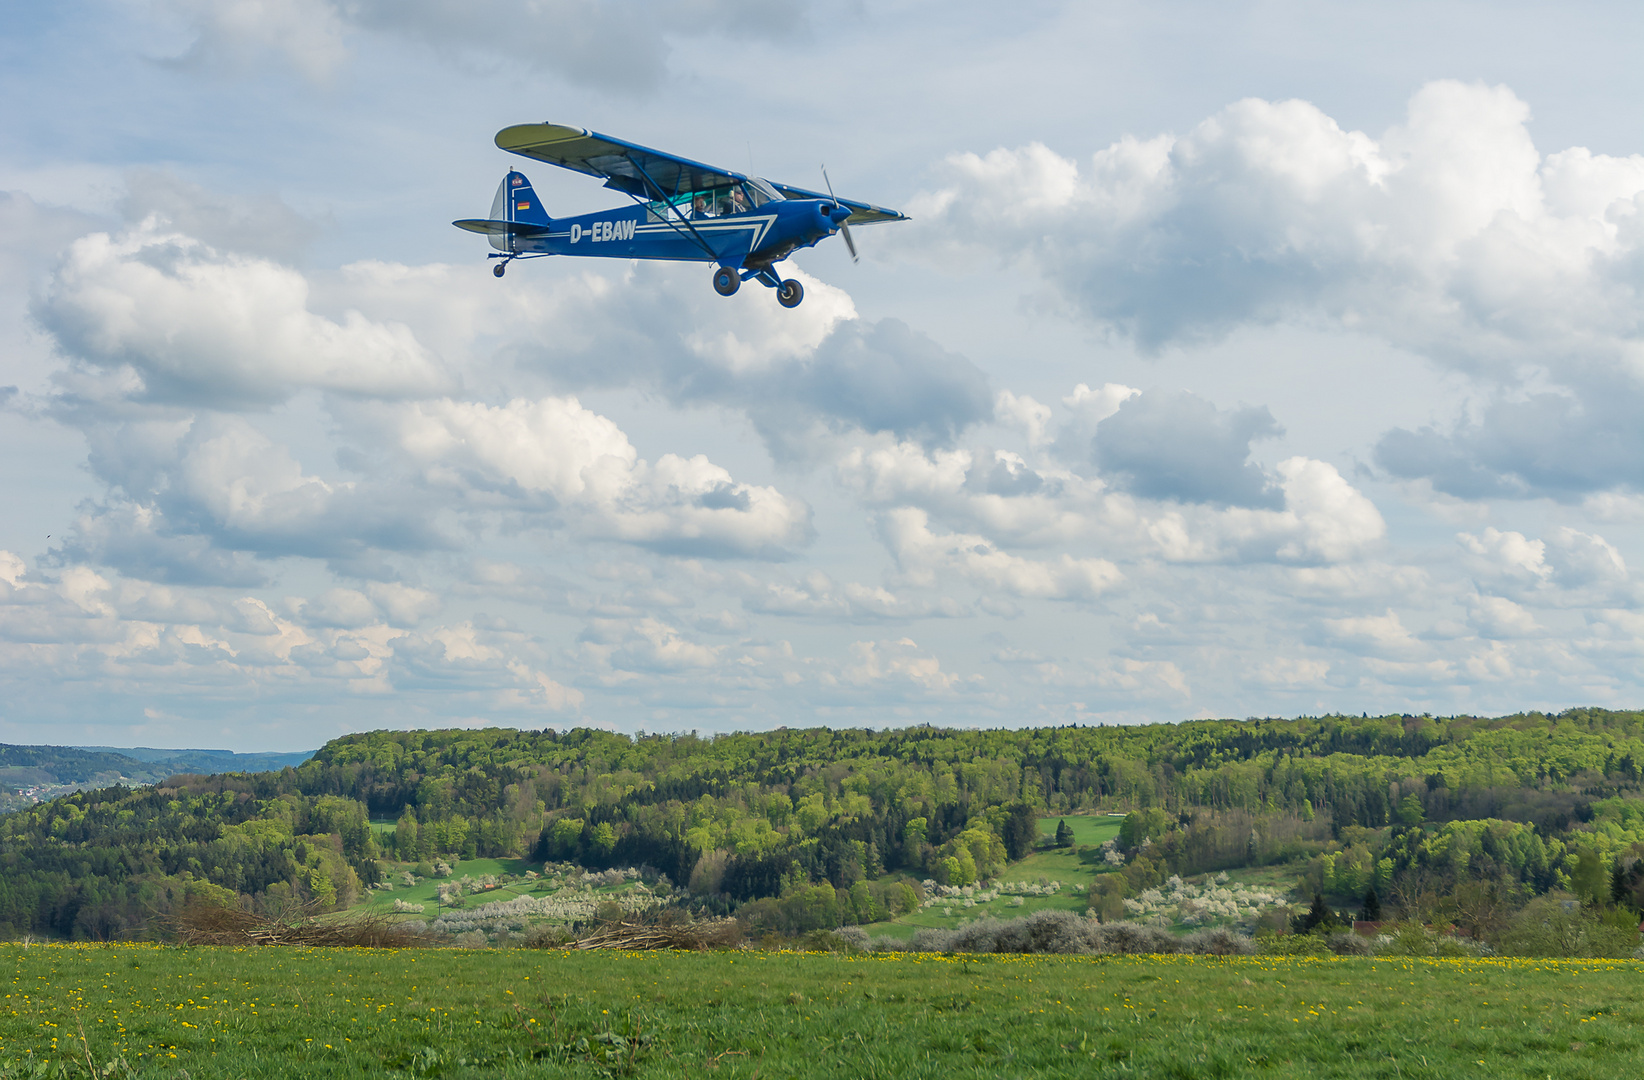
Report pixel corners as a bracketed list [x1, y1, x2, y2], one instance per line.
[394, 808, 417, 858]
[1054, 819, 1074, 848]
[1570, 847, 1607, 905]
[1000, 804, 1037, 860]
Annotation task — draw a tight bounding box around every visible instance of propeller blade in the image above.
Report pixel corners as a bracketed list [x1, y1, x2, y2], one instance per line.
[821, 165, 859, 263]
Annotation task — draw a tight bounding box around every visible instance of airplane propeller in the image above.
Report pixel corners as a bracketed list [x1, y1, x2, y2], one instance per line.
[821, 166, 858, 262]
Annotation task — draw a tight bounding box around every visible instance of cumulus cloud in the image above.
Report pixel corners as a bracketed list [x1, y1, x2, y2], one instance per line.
[1324, 609, 1425, 659]
[909, 80, 1644, 500]
[842, 433, 1383, 567]
[829, 637, 972, 696]
[0, 548, 584, 723]
[880, 507, 1122, 601]
[1093, 389, 1283, 508]
[1375, 376, 1644, 499]
[398, 395, 812, 558]
[119, 169, 319, 264]
[738, 569, 966, 621]
[52, 413, 451, 575]
[159, 0, 803, 90]
[346, 257, 993, 461]
[1467, 594, 1540, 639]
[37, 222, 451, 407]
[509, 273, 992, 458]
[1457, 526, 1635, 608]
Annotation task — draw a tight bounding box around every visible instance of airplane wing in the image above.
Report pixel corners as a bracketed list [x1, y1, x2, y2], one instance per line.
[495, 124, 908, 224]
[766, 182, 908, 226]
[496, 124, 745, 201]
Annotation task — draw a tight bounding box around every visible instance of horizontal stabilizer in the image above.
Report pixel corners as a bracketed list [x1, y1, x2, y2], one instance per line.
[452, 219, 553, 238]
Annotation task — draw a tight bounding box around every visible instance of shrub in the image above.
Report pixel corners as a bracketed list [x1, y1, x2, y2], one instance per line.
[452, 930, 487, 948]
[903, 913, 1243, 956]
[1498, 895, 1642, 958]
[1182, 927, 1256, 956]
[1256, 933, 1332, 956]
[1326, 931, 1371, 956]
[1094, 922, 1180, 955]
[908, 927, 956, 952]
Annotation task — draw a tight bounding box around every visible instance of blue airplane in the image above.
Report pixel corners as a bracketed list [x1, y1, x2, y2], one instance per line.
[454, 123, 908, 308]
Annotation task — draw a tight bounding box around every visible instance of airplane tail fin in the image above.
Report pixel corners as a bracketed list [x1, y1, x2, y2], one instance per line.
[458, 171, 553, 251]
[493, 171, 551, 227]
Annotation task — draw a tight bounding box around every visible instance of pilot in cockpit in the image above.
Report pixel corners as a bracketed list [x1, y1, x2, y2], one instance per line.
[728, 188, 749, 215]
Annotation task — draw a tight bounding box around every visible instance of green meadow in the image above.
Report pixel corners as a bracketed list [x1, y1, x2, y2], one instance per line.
[4, 944, 1641, 1079]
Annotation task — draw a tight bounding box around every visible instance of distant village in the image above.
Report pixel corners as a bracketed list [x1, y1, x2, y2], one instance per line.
[0, 773, 135, 815]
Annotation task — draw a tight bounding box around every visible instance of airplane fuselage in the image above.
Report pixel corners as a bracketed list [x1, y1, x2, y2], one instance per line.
[510, 197, 844, 271]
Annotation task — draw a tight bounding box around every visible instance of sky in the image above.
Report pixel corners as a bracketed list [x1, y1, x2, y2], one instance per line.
[4, 1, 1644, 751]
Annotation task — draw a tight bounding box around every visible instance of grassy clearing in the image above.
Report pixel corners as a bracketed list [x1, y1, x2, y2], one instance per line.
[1036, 814, 1125, 849]
[351, 860, 537, 918]
[3, 944, 1640, 1079]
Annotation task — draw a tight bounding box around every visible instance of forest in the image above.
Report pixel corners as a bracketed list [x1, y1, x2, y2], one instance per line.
[2, 709, 1642, 943]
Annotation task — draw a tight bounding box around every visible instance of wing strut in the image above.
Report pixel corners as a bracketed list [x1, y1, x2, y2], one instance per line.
[618, 153, 720, 262]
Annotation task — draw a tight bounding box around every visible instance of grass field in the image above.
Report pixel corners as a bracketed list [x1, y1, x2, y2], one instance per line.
[4, 944, 1640, 1079]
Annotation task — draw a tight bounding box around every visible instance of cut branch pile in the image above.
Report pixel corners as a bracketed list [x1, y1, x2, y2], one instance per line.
[566, 913, 742, 951]
[169, 902, 435, 948]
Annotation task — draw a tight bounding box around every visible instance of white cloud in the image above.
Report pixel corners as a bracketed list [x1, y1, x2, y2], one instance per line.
[299, 587, 377, 629]
[994, 390, 1053, 448]
[833, 637, 969, 695]
[37, 222, 451, 406]
[1459, 527, 1551, 583]
[1467, 594, 1540, 639]
[880, 507, 1121, 601]
[908, 81, 1644, 500]
[398, 395, 812, 557]
[844, 436, 1382, 567]
[1548, 527, 1628, 588]
[1324, 609, 1424, 659]
[1254, 657, 1332, 687]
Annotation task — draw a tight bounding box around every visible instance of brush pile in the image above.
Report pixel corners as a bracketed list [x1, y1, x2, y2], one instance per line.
[169, 901, 435, 948]
[564, 911, 743, 951]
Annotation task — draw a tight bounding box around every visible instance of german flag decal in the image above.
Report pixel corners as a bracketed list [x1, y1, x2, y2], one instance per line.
[516, 201, 531, 211]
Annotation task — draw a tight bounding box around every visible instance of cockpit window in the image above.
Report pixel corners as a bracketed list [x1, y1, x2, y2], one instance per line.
[647, 179, 779, 221]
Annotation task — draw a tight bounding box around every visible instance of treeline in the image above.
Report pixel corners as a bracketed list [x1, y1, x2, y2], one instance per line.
[2, 709, 1643, 939]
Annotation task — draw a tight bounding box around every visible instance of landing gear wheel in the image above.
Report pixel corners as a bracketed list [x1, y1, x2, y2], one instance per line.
[777, 278, 804, 308]
[493, 263, 507, 278]
[712, 266, 741, 296]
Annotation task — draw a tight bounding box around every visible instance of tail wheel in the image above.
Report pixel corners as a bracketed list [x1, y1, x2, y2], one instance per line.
[713, 267, 740, 296]
[493, 263, 506, 278]
[777, 279, 804, 308]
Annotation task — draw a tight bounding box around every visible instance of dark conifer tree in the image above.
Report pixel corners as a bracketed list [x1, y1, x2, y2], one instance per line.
[1361, 887, 1381, 921]
[1055, 819, 1074, 848]
[1296, 892, 1333, 933]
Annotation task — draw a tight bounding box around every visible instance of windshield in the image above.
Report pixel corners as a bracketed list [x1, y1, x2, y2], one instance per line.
[647, 178, 779, 220]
